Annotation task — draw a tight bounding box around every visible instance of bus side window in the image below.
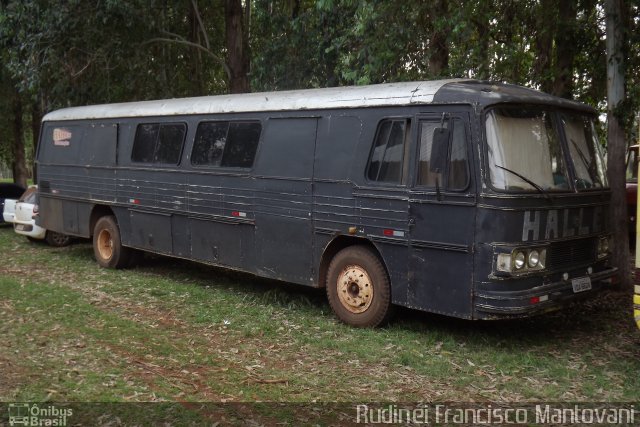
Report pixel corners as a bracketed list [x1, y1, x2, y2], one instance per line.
[192, 121, 261, 168]
[131, 123, 186, 165]
[367, 119, 408, 184]
[418, 119, 469, 190]
[132, 124, 158, 163]
[221, 122, 261, 168]
[191, 122, 228, 167]
[448, 120, 469, 190]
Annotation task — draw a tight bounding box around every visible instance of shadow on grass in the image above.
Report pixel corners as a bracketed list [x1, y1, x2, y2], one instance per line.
[61, 241, 637, 356]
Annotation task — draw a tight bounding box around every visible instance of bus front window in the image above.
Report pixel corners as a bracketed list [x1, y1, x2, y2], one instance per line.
[486, 108, 571, 192]
[561, 114, 608, 190]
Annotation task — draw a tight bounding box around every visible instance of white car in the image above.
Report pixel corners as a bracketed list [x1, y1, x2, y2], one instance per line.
[14, 186, 71, 247]
[3, 198, 17, 223]
[1, 182, 25, 224]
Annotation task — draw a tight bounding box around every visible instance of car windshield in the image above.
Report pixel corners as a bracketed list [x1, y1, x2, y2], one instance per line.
[486, 107, 607, 192]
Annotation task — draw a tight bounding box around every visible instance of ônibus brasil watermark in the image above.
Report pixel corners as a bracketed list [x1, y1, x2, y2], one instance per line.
[7, 403, 72, 427]
[355, 403, 636, 425]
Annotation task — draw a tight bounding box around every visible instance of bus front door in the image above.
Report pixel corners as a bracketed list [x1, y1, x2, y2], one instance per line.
[408, 112, 476, 318]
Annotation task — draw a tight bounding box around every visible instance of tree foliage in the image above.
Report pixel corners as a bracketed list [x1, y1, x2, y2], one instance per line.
[0, 0, 638, 173]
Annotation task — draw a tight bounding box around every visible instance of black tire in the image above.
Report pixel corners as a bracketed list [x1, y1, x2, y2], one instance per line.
[45, 231, 71, 247]
[326, 245, 393, 327]
[92, 215, 131, 269]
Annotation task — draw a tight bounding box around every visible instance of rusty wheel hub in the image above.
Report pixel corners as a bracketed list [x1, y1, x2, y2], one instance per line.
[97, 229, 114, 261]
[337, 265, 373, 314]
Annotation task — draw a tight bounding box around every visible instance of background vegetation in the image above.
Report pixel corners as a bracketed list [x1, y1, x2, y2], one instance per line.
[1, 1, 638, 184]
[0, 0, 639, 284]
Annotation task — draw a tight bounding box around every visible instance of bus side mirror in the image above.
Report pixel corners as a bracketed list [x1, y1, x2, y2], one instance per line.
[430, 127, 450, 173]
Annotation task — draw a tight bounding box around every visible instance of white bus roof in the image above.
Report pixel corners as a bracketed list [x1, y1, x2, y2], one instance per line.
[43, 79, 464, 122]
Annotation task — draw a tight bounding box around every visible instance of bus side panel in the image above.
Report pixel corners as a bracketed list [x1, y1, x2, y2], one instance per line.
[252, 117, 317, 285]
[37, 121, 118, 238]
[186, 172, 256, 272]
[354, 189, 410, 306]
[128, 210, 174, 254]
[312, 115, 362, 282]
[254, 182, 313, 283]
[116, 167, 187, 256]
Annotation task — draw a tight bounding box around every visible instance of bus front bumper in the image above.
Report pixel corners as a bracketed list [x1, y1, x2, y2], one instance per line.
[474, 266, 618, 319]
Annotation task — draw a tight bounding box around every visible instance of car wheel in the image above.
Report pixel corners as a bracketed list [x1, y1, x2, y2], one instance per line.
[326, 246, 394, 327]
[45, 231, 71, 247]
[93, 215, 131, 269]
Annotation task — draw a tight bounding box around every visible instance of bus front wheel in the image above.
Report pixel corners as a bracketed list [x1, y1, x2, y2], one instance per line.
[93, 215, 130, 269]
[326, 246, 393, 327]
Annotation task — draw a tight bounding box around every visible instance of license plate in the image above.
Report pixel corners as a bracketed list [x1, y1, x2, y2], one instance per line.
[572, 276, 592, 293]
[14, 224, 24, 231]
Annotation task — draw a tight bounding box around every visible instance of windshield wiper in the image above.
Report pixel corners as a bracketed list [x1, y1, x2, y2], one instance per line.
[494, 164, 552, 200]
[570, 139, 591, 170]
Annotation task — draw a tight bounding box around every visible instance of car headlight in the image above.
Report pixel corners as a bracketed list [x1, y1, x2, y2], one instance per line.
[528, 250, 540, 268]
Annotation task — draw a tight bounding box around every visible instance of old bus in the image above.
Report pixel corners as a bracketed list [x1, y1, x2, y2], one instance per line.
[36, 80, 616, 327]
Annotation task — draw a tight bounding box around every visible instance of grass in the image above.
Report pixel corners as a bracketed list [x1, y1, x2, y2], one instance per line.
[0, 225, 639, 422]
[0, 178, 33, 185]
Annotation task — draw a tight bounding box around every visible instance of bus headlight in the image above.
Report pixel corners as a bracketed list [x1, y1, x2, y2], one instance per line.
[496, 247, 547, 273]
[597, 236, 611, 259]
[514, 251, 526, 270]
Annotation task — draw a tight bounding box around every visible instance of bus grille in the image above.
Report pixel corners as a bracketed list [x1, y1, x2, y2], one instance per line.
[547, 238, 596, 270]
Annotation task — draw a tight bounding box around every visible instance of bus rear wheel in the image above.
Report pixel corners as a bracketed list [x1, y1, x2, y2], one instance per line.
[93, 215, 130, 269]
[45, 231, 71, 247]
[326, 246, 393, 327]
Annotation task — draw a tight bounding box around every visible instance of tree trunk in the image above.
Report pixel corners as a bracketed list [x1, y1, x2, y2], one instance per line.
[472, 0, 491, 80]
[31, 100, 42, 183]
[225, 0, 250, 93]
[188, 1, 204, 96]
[605, 0, 630, 289]
[552, 1, 577, 98]
[11, 90, 29, 188]
[533, 0, 555, 93]
[428, 0, 449, 77]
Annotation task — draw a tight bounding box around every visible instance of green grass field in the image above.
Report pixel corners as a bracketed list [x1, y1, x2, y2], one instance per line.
[0, 225, 638, 423]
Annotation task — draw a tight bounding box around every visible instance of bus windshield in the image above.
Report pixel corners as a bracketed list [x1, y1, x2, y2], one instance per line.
[486, 107, 607, 192]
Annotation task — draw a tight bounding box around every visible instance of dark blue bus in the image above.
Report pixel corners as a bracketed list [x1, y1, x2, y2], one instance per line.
[36, 80, 616, 327]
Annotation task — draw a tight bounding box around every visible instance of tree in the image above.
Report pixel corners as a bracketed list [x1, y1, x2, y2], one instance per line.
[605, 0, 630, 288]
[225, 0, 250, 93]
[551, 1, 578, 98]
[9, 87, 28, 187]
[427, 0, 450, 76]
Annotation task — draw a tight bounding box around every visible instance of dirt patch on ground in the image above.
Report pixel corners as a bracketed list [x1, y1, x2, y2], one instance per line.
[0, 354, 29, 399]
[0, 300, 34, 400]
